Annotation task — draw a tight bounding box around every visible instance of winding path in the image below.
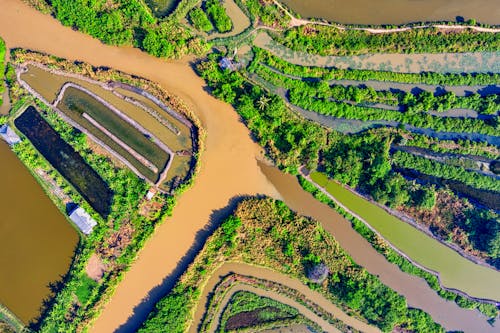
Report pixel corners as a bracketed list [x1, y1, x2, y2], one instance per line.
[190, 262, 380, 333]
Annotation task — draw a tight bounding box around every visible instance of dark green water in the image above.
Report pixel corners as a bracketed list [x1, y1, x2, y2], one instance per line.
[15, 106, 113, 217]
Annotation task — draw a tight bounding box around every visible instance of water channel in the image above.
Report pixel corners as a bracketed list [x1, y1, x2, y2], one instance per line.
[278, 0, 500, 25]
[0, 142, 78, 324]
[0, 0, 498, 332]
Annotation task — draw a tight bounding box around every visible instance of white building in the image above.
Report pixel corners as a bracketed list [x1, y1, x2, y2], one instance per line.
[69, 207, 98, 235]
[0, 125, 21, 146]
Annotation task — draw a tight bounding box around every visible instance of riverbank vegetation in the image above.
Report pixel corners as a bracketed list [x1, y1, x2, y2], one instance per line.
[2, 49, 201, 331]
[26, 0, 207, 58]
[140, 198, 444, 332]
[249, 58, 499, 136]
[196, 53, 500, 315]
[0, 37, 5, 107]
[272, 25, 500, 56]
[298, 176, 499, 319]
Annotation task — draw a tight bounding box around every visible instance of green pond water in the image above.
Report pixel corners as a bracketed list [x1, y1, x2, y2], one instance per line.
[310, 171, 500, 301]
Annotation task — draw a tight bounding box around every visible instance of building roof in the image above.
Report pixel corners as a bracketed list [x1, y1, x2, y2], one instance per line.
[69, 207, 98, 235]
[0, 125, 21, 146]
[219, 57, 238, 71]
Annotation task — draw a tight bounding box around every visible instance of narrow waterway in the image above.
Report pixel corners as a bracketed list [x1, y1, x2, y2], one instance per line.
[0, 1, 498, 332]
[190, 262, 381, 333]
[0, 142, 78, 324]
[279, 0, 500, 25]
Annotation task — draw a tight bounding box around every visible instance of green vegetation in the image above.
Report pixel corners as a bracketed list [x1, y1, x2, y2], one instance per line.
[39, 0, 207, 58]
[393, 150, 500, 192]
[0, 37, 5, 107]
[249, 60, 499, 136]
[140, 198, 444, 332]
[252, 47, 500, 86]
[74, 275, 98, 305]
[197, 54, 500, 304]
[400, 131, 500, 159]
[274, 25, 500, 56]
[297, 176, 499, 319]
[144, 0, 179, 18]
[218, 291, 306, 332]
[241, 0, 289, 28]
[205, 0, 232, 33]
[189, 7, 213, 32]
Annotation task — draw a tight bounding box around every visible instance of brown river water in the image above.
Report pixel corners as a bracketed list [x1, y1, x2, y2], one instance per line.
[0, 0, 498, 332]
[0, 142, 78, 324]
[279, 0, 500, 25]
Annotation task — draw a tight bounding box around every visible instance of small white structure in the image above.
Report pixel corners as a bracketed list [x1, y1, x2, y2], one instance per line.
[0, 125, 21, 146]
[219, 57, 239, 72]
[69, 207, 98, 235]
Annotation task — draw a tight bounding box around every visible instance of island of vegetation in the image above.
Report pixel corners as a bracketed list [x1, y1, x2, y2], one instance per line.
[140, 197, 444, 333]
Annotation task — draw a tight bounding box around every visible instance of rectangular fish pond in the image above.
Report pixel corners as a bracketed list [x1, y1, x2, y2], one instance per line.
[57, 86, 170, 183]
[15, 106, 113, 217]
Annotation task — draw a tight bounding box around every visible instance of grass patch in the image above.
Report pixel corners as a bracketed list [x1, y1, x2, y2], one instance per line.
[74, 275, 98, 304]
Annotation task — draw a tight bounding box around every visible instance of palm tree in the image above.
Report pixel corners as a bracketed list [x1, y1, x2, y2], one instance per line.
[257, 95, 271, 111]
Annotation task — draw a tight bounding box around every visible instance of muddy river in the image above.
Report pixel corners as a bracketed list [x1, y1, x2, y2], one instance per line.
[0, 0, 498, 332]
[0, 142, 78, 324]
[279, 0, 500, 25]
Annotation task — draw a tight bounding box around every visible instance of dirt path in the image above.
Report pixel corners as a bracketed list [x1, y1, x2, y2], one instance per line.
[191, 262, 380, 333]
[273, 0, 500, 33]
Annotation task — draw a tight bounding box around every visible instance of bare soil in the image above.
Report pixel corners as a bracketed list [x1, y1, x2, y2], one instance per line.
[85, 254, 106, 282]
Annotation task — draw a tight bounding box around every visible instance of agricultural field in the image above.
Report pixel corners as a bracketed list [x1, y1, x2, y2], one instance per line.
[18, 62, 195, 189]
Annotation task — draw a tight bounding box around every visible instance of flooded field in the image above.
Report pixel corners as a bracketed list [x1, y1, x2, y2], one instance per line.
[15, 106, 113, 217]
[279, 0, 500, 25]
[0, 141, 78, 323]
[59, 86, 169, 182]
